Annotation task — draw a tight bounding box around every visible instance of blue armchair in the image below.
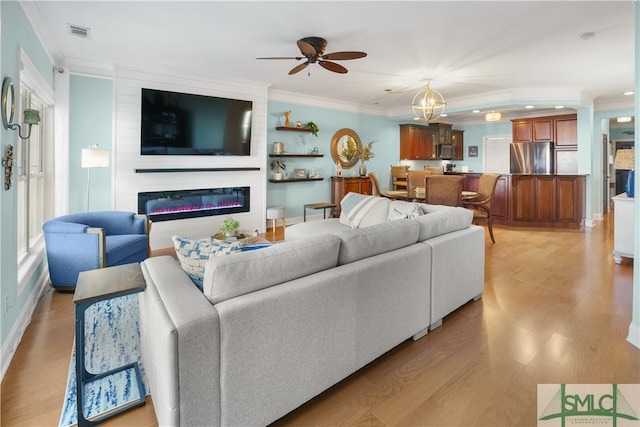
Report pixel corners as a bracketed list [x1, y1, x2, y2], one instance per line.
[43, 211, 150, 290]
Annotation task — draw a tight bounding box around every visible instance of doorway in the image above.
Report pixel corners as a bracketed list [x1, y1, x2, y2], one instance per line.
[614, 140, 635, 196]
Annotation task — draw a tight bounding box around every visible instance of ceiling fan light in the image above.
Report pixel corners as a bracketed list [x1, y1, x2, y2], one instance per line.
[411, 84, 446, 122]
[485, 111, 502, 122]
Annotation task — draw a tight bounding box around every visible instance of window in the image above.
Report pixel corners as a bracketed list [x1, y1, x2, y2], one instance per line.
[16, 85, 46, 262]
[15, 49, 55, 294]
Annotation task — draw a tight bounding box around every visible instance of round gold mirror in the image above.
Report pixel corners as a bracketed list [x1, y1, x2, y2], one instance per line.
[2, 78, 15, 130]
[330, 128, 362, 169]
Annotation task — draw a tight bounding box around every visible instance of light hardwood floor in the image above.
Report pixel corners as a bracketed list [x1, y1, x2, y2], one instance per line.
[2, 215, 638, 426]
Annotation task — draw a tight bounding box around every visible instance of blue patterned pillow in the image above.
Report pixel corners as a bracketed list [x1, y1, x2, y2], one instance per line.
[172, 235, 242, 290]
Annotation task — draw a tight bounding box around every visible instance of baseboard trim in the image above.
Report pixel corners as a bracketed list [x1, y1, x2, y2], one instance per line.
[0, 272, 50, 381]
[628, 322, 640, 349]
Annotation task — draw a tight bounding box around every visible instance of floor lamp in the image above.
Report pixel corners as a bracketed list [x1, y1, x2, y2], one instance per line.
[81, 145, 109, 211]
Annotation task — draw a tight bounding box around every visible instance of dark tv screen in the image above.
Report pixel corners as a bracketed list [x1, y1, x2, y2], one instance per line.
[140, 88, 252, 156]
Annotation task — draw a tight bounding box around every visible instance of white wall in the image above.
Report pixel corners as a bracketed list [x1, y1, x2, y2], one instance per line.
[113, 68, 269, 249]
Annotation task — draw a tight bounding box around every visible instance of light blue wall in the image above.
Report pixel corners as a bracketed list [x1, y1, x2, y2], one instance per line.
[1, 2, 54, 347]
[267, 101, 397, 217]
[610, 118, 635, 141]
[458, 122, 513, 172]
[69, 75, 113, 212]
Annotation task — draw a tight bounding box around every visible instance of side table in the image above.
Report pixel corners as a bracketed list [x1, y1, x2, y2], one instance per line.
[74, 263, 146, 426]
[303, 202, 336, 221]
[612, 193, 635, 264]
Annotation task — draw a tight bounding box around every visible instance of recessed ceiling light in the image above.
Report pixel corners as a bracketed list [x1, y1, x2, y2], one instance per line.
[624, 91, 634, 96]
[525, 105, 535, 109]
[440, 113, 448, 117]
[472, 110, 480, 113]
[555, 106, 564, 109]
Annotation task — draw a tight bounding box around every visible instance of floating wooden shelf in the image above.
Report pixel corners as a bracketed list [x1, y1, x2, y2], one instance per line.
[275, 126, 312, 133]
[269, 177, 324, 183]
[268, 153, 324, 158]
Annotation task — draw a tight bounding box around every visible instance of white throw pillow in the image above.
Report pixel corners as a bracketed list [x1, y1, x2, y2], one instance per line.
[387, 200, 424, 221]
[172, 235, 242, 290]
[339, 192, 383, 228]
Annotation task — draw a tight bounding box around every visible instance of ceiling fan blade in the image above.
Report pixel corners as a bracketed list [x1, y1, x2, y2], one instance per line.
[256, 56, 304, 60]
[288, 62, 310, 75]
[319, 60, 348, 74]
[322, 51, 368, 61]
[297, 40, 317, 57]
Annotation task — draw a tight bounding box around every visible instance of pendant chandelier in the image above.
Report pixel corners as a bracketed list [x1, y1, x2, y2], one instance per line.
[411, 83, 446, 122]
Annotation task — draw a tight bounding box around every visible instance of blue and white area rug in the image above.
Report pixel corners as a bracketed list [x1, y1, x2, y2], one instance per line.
[58, 294, 149, 427]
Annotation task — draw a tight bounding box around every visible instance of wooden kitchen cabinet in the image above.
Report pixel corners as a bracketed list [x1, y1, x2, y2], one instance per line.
[556, 175, 585, 224]
[512, 175, 556, 223]
[555, 148, 578, 174]
[491, 175, 511, 221]
[399, 124, 436, 160]
[430, 122, 452, 147]
[511, 175, 584, 228]
[330, 176, 373, 216]
[451, 129, 464, 160]
[554, 117, 578, 146]
[533, 119, 553, 141]
[512, 121, 533, 142]
[453, 173, 583, 227]
[511, 114, 576, 145]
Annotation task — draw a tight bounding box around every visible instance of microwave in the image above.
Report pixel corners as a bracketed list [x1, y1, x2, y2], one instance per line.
[438, 144, 455, 159]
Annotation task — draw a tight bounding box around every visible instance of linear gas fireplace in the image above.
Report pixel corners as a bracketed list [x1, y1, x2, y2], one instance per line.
[138, 187, 250, 222]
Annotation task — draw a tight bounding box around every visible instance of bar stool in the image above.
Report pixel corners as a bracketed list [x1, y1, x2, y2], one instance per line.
[266, 206, 286, 234]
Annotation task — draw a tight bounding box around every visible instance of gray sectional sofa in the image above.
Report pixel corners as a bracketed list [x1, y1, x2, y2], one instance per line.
[138, 193, 485, 426]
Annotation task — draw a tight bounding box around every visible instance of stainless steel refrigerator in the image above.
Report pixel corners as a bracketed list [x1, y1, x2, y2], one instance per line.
[510, 142, 554, 174]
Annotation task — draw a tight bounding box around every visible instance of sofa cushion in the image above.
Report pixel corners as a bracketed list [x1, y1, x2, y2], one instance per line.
[339, 193, 388, 228]
[387, 200, 424, 221]
[203, 234, 341, 304]
[332, 219, 420, 265]
[412, 206, 473, 242]
[172, 235, 243, 290]
[285, 218, 346, 241]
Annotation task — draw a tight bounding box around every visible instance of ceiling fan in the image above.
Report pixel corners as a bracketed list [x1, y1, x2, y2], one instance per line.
[257, 37, 367, 75]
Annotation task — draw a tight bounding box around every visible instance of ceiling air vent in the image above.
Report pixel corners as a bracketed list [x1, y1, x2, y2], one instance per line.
[67, 24, 91, 39]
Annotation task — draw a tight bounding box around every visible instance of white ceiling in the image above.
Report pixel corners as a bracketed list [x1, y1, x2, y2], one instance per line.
[23, 1, 636, 123]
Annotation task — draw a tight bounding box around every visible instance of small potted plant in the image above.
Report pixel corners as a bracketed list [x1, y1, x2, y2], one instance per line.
[357, 140, 376, 176]
[219, 217, 240, 238]
[270, 159, 286, 180]
[305, 121, 319, 137]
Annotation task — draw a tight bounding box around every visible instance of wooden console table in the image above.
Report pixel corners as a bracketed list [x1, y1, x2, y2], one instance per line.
[330, 176, 373, 217]
[74, 263, 146, 426]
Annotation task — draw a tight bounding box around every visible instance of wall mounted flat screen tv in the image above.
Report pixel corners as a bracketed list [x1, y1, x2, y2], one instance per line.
[140, 88, 252, 156]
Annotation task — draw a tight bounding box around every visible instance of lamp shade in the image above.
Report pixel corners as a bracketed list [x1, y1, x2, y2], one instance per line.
[614, 149, 634, 170]
[81, 147, 109, 168]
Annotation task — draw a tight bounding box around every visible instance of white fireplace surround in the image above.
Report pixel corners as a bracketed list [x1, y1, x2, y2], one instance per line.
[113, 68, 269, 250]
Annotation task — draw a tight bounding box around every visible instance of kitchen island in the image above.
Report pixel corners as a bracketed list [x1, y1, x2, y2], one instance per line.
[447, 172, 586, 229]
